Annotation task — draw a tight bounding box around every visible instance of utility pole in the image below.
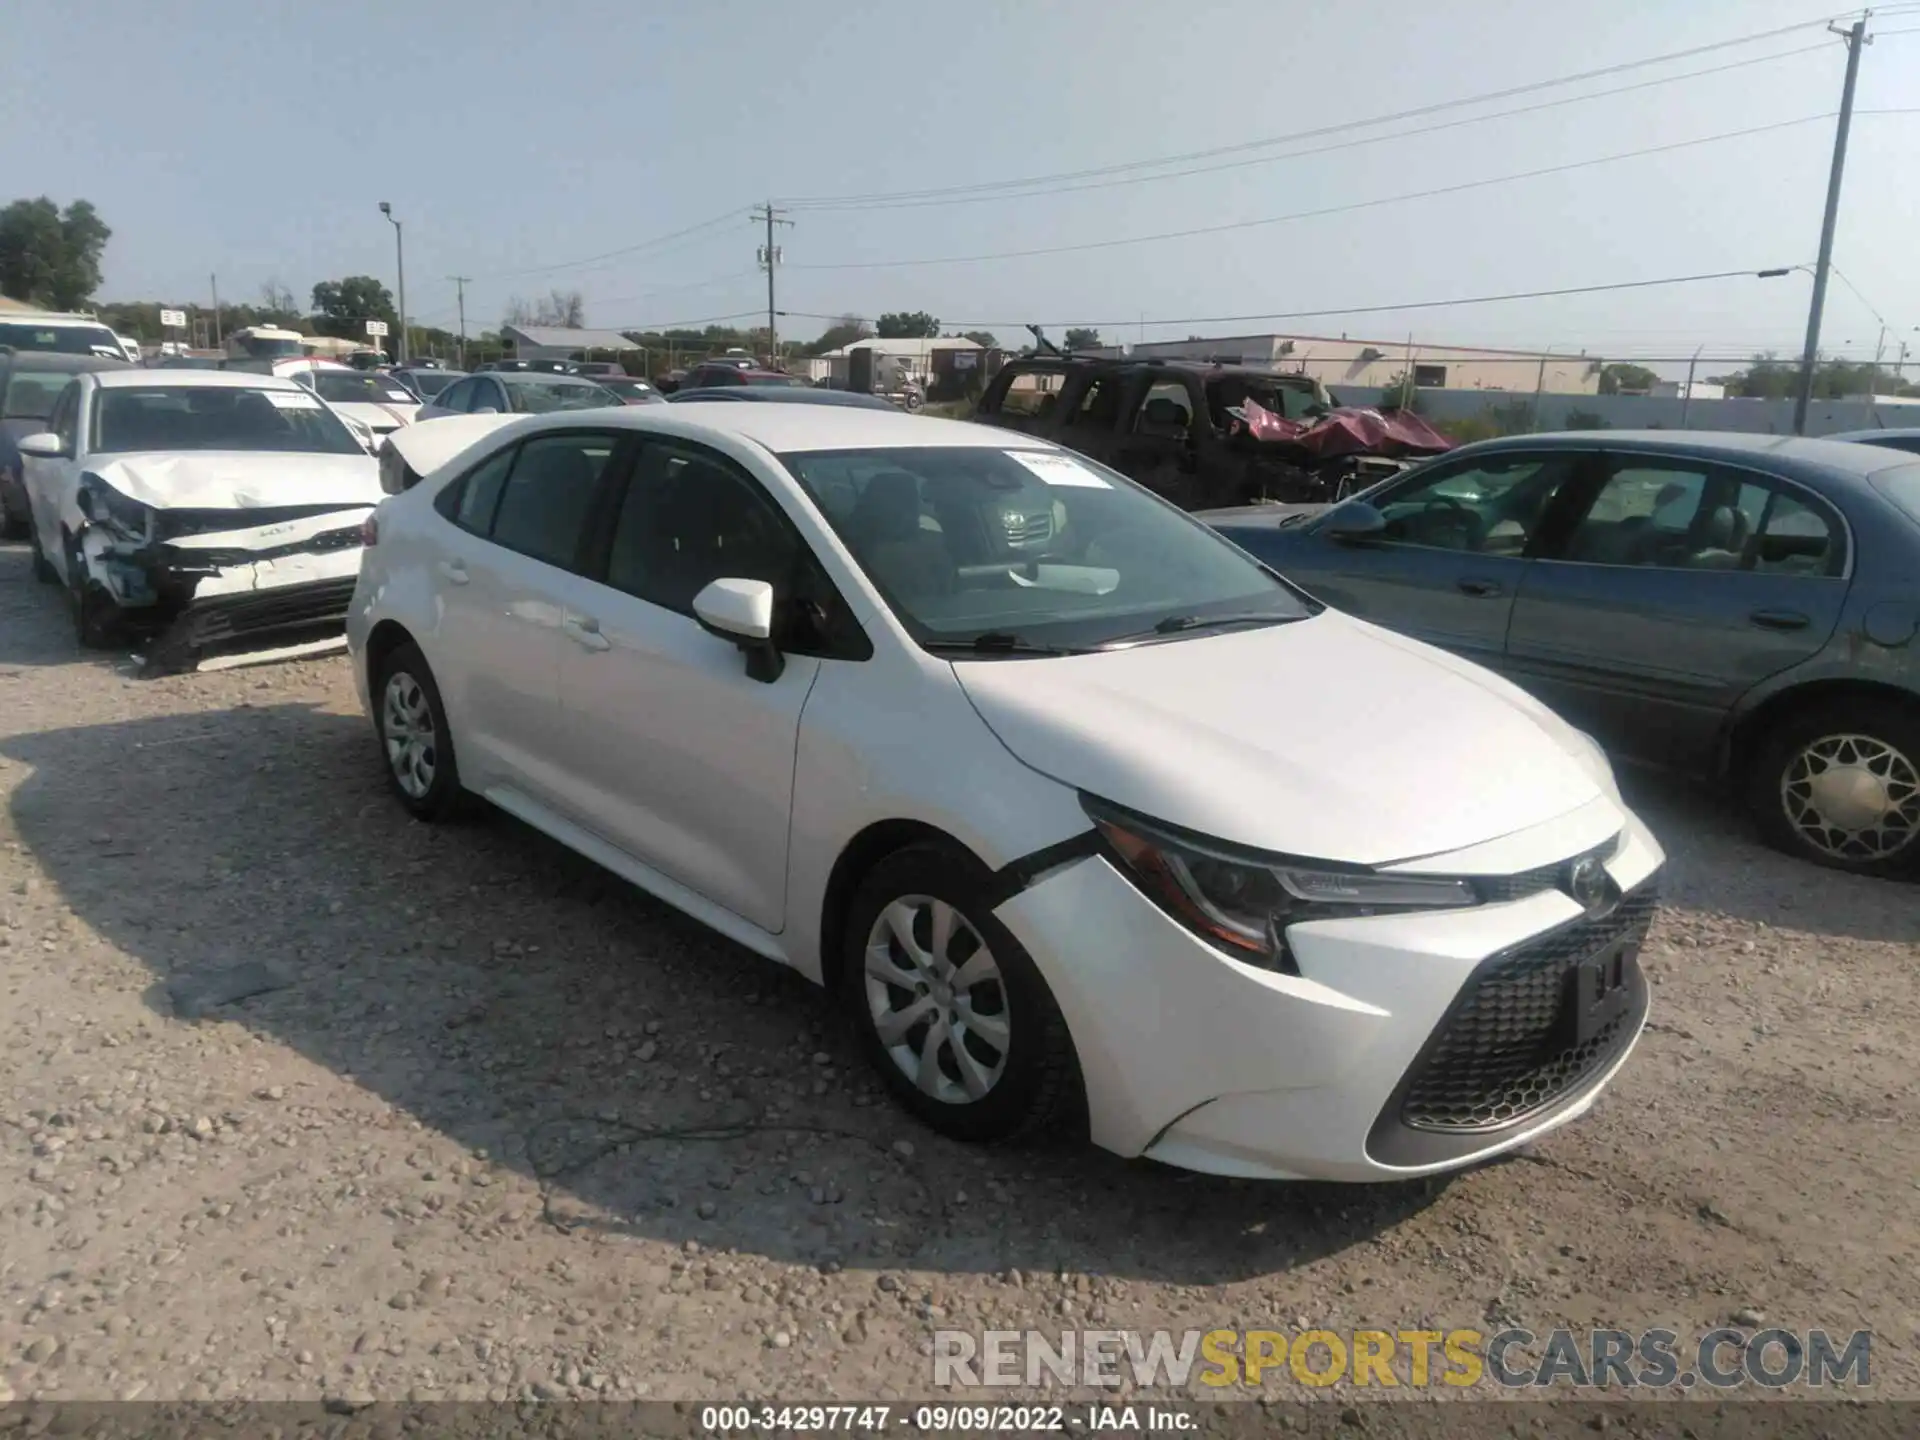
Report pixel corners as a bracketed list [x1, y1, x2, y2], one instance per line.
[1794, 17, 1870, 435]
[1680, 343, 1705, 429]
[210, 274, 222, 346]
[448, 275, 472, 370]
[379, 202, 407, 365]
[751, 202, 792, 365]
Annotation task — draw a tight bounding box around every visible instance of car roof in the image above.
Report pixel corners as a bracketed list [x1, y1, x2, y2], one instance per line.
[604, 402, 1038, 453]
[1824, 426, 1920, 442]
[1, 352, 130, 375]
[91, 368, 306, 391]
[668, 386, 895, 409]
[1001, 355, 1320, 383]
[1452, 428, 1920, 497]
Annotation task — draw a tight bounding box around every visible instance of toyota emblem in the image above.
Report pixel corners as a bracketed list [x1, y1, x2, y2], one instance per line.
[1566, 856, 1618, 918]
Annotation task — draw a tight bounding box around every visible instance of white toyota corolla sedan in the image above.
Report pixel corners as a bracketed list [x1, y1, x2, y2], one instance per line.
[345, 404, 1664, 1182]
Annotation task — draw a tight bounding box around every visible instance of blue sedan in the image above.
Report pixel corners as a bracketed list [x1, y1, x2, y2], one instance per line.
[1202, 430, 1920, 877]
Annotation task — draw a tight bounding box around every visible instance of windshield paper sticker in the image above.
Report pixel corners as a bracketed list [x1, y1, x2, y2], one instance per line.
[1006, 450, 1110, 488]
[263, 391, 322, 410]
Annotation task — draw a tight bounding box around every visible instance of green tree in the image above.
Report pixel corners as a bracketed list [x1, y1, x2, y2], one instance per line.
[806, 316, 873, 355]
[311, 276, 398, 341]
[0, 197, 112, 310]
[1063, 327, 1101, 351]
[1597, 363, 1658, 395]
[876, 311, 939, 338]
[959, 330, 999, 349]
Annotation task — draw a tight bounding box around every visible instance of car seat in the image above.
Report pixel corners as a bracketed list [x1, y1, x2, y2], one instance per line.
[847, 471, 954, 598]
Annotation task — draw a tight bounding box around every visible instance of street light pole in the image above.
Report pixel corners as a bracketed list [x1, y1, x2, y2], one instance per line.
[1793, 18, 1869, 435]
[448, 275, 471, 371]
[379, 202, 407, 365]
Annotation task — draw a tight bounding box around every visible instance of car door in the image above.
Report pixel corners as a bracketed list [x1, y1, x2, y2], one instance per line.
[1504, 453, 1850, 770]
[424, 429, 634, 800]
[1275, 448, 1592, 669]
[25, 380, 84, 579]
[549, 435, 853, 933]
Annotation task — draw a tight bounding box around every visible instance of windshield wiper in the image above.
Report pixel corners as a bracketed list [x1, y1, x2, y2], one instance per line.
[1099, 612, 1300, 646]
[922, 631, 1092, 657]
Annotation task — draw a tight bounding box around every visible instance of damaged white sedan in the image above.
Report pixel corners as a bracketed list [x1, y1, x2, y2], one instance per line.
[16, 369, 381, 671]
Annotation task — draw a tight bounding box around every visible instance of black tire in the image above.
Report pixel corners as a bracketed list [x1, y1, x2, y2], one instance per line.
[65, 539, 126, 650]
[27, 510, 58, 584]
[1746, 698, 1920, 878]
[0, 507, 26, 542]
[371, 641, 467, 822]
[841, 843, 1082, 1144]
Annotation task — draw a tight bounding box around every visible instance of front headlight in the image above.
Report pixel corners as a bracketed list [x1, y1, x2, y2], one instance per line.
[1085, 798, 1476, 973]
[76, 474, 153, 540]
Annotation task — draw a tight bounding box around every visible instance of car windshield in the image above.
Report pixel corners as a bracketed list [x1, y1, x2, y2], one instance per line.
[598, 377, 661, 400]
[1871, 463, 1920, 525]
[306, 371, 421, 406]
[508, 379, 621, 413]
[91, 385, 366, 455]
[2, 370, 76, 420]
[0, 321, 125, 358]
[779, 444, 1311, 652]
[403, 370, 462, 398]
[1206, 374, 1323, 425]
[744, 373, 806, 387]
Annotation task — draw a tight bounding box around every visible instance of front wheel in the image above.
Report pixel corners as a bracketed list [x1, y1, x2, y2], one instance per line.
[373, 641, 467, 822]
[842, 845, 1082, 1144]
[66, 540, 126, 649]
[1747, 700, 1920, 877]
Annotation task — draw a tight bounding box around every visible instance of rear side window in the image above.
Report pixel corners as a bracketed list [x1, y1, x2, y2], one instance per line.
[487, 433, 621, 570]
[1872, 463, 1920, 525]
[434, 446, 517, 532]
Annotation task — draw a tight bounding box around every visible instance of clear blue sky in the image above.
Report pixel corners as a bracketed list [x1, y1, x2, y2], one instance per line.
[7, 0, 1918, 373]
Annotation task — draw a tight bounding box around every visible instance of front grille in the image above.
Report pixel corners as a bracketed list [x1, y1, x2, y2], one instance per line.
[1397, 886, 1657, 1134]
[1471, 836, 1620, 903]
[186, 575, 360, 646]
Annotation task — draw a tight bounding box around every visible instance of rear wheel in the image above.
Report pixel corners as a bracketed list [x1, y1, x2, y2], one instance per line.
[842, 844, 1081, 1144]
[1747, 699, 1920, 877]
[373, 642, 466, 821]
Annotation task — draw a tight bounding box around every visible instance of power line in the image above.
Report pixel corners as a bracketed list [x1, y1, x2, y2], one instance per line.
[473, 209, 746, 283]
[786, 115, 1838, 272]
[777, 266, 1801, 334]
[776, 16, 1839, 208]
[784, 44, 1834, 213]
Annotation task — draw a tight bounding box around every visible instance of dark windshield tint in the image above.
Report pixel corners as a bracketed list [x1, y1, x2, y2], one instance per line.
[92, 386, 365, 455]
[0, 322, 124, 358]
[779, 444, 1308, 651]
[1871, 463, 1920, 526]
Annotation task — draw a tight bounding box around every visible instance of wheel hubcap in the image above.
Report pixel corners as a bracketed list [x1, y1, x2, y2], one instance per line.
[1780, 732, 1920, 862]
[381, 671, 437, 800]
[863, 895, 1010, 1105]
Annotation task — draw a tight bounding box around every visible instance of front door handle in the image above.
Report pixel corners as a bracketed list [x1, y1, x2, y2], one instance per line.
[436, 559, 469, 586]
[1749, 608, 1810, 631]
[1456, 576, 1503, 598]
[563, 615, 611, 652]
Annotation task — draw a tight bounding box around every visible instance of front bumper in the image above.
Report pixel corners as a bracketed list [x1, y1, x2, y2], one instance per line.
[993, 803, 1664, 1181]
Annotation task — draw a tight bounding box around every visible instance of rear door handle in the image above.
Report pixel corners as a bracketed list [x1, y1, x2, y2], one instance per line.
[436, 559, 469, 586]
[563, 614, 611, 652]
[1749, 608, 1810, 631]
[1456, 577, 1503, 598]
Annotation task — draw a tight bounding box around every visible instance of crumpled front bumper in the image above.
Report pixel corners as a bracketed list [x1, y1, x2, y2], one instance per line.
[78, 507, 371, 671]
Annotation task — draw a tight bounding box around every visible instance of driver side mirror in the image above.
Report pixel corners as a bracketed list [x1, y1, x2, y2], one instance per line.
[692, 577, 785, 683]
[17, 432, 69, 460]
[1321, 500, 1387, 545]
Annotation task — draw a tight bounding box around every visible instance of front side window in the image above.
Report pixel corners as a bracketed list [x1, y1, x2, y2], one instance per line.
[89, 385, 364, 455]
[606, 441, 798, 612]
[50, 382, 80, 448]
[1132, 380, 1194, 438]
[486, 433, 621, 569]
[780, 444, 1311, 652]
[1366, 452, 1580, 556]
[2, 370, 77, 422]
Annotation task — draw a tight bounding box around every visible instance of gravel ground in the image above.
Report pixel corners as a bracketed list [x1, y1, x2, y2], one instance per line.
[1, 538, 1916, 1408]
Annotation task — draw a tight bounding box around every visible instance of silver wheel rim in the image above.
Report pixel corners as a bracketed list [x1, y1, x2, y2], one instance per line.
[1780, 731, 1920, 862]
[381, 670, 438, 800]
[863, 894, 1010, 1105]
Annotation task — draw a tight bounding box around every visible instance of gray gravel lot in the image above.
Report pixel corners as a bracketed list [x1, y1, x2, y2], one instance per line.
[0, 539, 1915, 1406]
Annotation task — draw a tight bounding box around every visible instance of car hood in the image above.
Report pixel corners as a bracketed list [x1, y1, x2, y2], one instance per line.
[951, 610, 1608, 866]
[90, 451, 382, 511]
